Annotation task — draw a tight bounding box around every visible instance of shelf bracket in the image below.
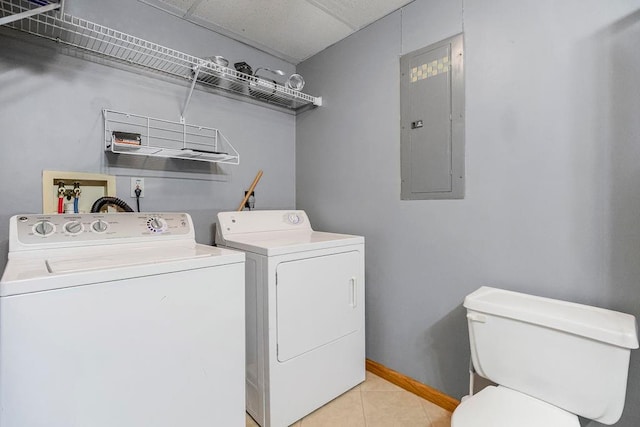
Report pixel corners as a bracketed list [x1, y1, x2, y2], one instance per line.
[180, 60, 205, 124]
[0, 1, 61, 26]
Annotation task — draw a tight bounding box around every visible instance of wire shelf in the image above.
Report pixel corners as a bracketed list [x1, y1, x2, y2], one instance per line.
[103, 109, 240, 165]
[0, 0, 322, 111]
[0, 0, 61, 26]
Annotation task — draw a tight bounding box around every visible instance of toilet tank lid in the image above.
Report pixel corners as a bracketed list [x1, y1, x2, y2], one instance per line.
[464, 287, 639, 349]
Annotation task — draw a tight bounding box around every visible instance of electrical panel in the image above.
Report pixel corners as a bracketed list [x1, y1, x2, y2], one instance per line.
[400, 33, 465, 200]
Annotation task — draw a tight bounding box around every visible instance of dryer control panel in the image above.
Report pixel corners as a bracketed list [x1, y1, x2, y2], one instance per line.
[217, 210, 311, 237]
[9, 213, 194, 252]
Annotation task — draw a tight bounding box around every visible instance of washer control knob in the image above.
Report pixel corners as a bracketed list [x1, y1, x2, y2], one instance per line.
[147, 217, 167, 233]
[33, 220, 55, 236]
[91, 219, 109, 233]
[64, 221, 84, 235]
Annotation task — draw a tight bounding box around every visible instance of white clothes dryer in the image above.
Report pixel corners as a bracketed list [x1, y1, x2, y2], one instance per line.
[0, 213, 246, 427]
[215, 210, 365, 427]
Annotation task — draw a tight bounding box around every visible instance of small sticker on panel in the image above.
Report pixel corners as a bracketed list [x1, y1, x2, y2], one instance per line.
[410, 56, 451, 83]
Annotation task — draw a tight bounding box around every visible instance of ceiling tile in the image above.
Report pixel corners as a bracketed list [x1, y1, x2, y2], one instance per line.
[153, 0, 198, 14]
[191, 0, 353, 62]
[139, 0, 414, 63]
[307, 0, 414, 29]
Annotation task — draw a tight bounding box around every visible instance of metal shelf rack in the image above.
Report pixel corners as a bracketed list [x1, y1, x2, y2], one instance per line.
[0, 0, 322, 113]
[104, 109, 240, 165]
[0, 0, 62, 26]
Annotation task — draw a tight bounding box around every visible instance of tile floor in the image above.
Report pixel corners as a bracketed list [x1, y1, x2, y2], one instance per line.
[245, 371, 452, 427]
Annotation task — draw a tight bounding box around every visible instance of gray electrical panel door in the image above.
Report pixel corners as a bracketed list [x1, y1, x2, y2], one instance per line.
[400, 33, 464, 200]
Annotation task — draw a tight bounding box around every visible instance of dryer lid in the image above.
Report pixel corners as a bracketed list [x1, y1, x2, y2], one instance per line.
[216, 210, 363, 256]
[219, 230, 363, 256]
[452, 386, 580, 427]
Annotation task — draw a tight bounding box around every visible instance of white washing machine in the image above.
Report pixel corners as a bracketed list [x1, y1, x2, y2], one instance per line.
[215, 210, 365, 427]
[0, 212, 246, 427]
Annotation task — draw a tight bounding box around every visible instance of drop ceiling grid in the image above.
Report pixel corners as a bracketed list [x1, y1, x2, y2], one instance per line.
[191, 0, 353, 62]
[155, 0, 194, 13]
[307, 0, 414, 30]
[139, 0, 415, 62]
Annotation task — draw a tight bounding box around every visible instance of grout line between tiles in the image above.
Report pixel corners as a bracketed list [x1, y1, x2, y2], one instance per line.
[358, 382, 367, 426]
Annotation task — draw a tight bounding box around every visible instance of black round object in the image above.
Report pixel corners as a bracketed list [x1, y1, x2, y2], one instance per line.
[90, 197, 134, 213]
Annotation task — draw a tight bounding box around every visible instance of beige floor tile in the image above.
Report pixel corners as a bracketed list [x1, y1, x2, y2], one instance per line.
[421, 399, 452, 425]
[359, 371, 405, 392]
[300, 387, 366, 427]
[247, 373, 451, 427]
[362, 390, 431, 427]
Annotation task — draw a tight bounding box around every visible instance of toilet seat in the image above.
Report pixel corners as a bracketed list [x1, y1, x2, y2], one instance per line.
[451, 386, 580, 427]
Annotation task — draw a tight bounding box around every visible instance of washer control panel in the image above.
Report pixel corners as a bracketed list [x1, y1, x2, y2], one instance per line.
[13, 213, 192, 246]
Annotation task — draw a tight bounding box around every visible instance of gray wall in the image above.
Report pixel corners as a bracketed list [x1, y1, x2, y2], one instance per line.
[296, 0, 640, 426]
[3, 1, 640, 425]
[0, 0, 297, 273]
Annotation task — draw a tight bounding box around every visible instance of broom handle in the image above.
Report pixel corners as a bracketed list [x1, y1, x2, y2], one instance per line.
[237, 170, 264, 211]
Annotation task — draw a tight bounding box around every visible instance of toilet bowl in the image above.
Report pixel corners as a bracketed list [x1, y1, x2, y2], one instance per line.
[451, 287, 638, 426]
[452, 386, 579, 427]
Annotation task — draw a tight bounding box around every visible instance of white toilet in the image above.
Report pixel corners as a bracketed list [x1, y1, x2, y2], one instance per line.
[452, 286, 639, 426]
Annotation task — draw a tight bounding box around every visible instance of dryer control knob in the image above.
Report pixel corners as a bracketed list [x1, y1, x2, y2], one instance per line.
[288, 213, 301, 224]
[33, 220, 55, 236]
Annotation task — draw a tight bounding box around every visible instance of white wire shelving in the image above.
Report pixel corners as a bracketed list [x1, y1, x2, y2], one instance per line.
[104, 109, 240, 165]
[0, 0, 62, 26]
[0, 0, 322, 112]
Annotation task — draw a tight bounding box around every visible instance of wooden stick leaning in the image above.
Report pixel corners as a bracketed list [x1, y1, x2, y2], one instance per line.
[237, 170, 264, 211]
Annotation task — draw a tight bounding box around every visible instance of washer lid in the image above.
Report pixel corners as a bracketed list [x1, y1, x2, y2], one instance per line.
[0, 244, 244, 297]
[464, 286, 639, 349]
[452, 386, 580, 427]
[220, 230, 363, 256]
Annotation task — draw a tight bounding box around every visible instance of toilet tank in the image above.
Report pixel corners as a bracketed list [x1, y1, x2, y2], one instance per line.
[464, 287, 638, 425]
